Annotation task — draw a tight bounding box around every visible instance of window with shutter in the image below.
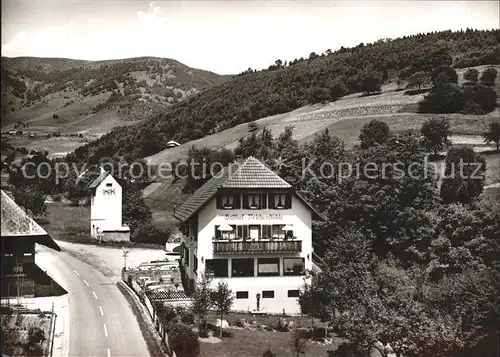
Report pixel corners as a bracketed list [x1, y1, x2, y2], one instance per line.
[234, 194, 241, 209]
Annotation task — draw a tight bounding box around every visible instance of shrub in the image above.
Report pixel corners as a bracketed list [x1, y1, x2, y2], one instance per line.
[167, 323, 200, 357]
[418, 84, 464, 113]
[463, 68, 479, 83]
[480, 67, 498, 86]
[262, 348, 277, 357]
[28, 326, 46, 345]
[181, 312, 195, 325]
[131, 222, 171, 245]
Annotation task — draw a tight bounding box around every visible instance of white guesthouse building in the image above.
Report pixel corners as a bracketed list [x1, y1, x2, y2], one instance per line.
[89, 169, 130, 242]
[173, 156, 324, 314]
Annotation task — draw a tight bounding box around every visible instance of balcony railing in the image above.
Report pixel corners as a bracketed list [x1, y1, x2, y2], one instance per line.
[213, 239, 302, 255]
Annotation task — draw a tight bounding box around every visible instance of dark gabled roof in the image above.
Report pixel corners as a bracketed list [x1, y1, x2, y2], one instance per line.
[88, 171, 111, 189]
[222, 156, 291, 189]
[1, 190, 61, 251]
[173, 156, 324, 222]
[295, 192, 326, 222]
[173, 164, 233, 222]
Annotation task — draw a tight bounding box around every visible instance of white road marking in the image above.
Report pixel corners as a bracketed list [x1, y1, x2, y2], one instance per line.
[103, 324, 108, 338]
[73, 270, 80, 276]
[92, 291, 98, 299]
[99, 306, 104, 316]
[83, 279, 89, 287]
[107, 348, 111, 357]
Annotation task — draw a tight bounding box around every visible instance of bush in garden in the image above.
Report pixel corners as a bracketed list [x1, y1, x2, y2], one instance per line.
[167, 323, 200, 357]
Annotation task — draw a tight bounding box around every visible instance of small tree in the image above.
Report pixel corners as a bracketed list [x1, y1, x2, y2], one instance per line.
[167, 323, 200, 357]
[359, 120, 390, 149]
[290, 329, 308, 357]
[360, 72, 381, 94]
[191, 271, 213, 335]
[262, 348, 276, 357]
[407, 71, 431, 91]
[210, 281, 234, 338]
[483, 120, 500, 152]
[463, 68, 479, 83]
[431, 66, 458, 87]
[420, 117, 452, 155]
[440, 146, 486, 204]
[479, 67, 498, 86]
[12, 185, 47, 217]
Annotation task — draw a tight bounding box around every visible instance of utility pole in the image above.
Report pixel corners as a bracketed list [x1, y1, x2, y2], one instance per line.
[122, 247, 129, 270]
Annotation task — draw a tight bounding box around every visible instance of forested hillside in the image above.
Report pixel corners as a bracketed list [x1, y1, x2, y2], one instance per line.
[1, 56, 229, 130]
[69, 29, 500, 163]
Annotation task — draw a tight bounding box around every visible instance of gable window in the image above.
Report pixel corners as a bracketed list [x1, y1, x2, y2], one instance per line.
[274, 194, 286, 208]
[243, 193, 267, 209]
[206, 259, 228, 277]
[231, 258, 254, 277]
[269, 193, 292, 209]
[283, 258, 305, 276]
[106, 183, 113, 187]
[222, 195, 234, 208]
[217, 193, 241, 209]
[257, 258, 280, 277]
[249, 194, 260, 209]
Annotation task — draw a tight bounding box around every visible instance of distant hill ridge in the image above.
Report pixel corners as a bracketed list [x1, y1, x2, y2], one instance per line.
[67, 29, 499, 162]
[1, 56, 230, 132]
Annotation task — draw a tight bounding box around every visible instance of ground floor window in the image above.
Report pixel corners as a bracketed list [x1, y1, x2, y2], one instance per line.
[283, 258, 305, 276]
[236, 291, 249, 299]
[205, 259, 228, 277]
[288, 290, 300, 298]
[257, 258, 280, 276]
[262, 290, 274, 298]
[231, 258, 254, 277]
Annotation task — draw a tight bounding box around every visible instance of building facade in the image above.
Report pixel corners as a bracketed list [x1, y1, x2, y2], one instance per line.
[89, 170, 130, 241]
[173, 157, 323, 315]
[1, 190, 62, 297]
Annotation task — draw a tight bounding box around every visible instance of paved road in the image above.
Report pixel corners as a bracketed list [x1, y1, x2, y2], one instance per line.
[36, 245, 150, 357]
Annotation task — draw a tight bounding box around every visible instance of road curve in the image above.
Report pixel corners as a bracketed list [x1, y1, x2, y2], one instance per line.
[36, 245, 150, 357]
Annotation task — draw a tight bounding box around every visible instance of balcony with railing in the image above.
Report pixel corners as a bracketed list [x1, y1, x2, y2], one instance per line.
[212, 237, 302, 255]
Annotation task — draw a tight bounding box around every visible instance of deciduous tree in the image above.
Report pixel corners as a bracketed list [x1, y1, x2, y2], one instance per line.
[463, 68, 479, 83]
[440, 146, 486, 204]
[210, 281, 234, 339]
[479, 67, 498, 86]
[420, 117, 452, 155]
[483, 120, 500, 151]
[359, 119, 390, 149]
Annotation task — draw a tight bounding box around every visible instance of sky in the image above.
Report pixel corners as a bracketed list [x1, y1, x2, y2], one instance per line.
[1, 0, 499, 74]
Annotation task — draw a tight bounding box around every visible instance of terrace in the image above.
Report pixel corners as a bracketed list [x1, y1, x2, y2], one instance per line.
[212, 238, 302, 255]
[213, 223, 301, 254]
